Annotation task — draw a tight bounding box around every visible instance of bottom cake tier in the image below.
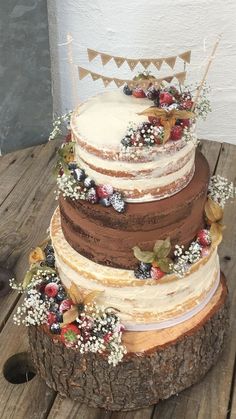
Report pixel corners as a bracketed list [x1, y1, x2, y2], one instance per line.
[28, 274, 229, 411]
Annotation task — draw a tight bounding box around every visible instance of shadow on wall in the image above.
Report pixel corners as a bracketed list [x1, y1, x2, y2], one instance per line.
[0, 0, 52, 155]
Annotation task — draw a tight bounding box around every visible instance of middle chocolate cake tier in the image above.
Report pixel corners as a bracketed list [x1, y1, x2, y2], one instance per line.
[59, 150, 210, 270]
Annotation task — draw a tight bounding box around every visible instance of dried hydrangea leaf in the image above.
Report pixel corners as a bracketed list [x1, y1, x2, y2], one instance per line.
[210, 222, 224, 247]
[62, 306, 78, 325]
[205, 198, 224, 223]
[154, 237, 171, 258]
[29, 247, 45, 265]
[68, 282, 83, 304]
[132, 246, 155, 263]
[84, 290, 104, 306]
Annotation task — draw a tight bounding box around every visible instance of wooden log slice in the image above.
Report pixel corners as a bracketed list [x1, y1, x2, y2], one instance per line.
[28, 273, 229, 411]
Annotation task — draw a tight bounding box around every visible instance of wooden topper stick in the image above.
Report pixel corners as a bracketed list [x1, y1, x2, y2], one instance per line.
[192, 34, 222, 112]
[67, 33, 79, 107]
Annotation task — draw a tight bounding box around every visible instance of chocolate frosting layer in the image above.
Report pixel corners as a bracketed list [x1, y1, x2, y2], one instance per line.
[59, 151, 210, 270]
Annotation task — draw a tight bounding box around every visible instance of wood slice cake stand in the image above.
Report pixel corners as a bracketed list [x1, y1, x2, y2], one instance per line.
[28, 273, 229, 411]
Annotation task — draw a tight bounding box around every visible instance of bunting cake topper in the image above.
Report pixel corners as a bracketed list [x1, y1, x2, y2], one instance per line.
[87, 49, 191, 71]
[78, 67, 187, 88]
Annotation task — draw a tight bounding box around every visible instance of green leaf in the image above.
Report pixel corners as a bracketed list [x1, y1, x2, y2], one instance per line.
[153, 237, 171, 259]
[157, 257, 173, 273]
[22, 270, 34, 289]
[132, 246, 155, 263]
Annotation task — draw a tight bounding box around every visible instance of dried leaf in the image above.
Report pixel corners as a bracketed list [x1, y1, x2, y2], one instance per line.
[154, 237, 171, 258]
[157, 257, 173, 273]
[29, 247, 45, 265]
[68, 282, 83, 304]
[84, 290, 104, 306]
[205, 198, 224, 223]
[210, 222, 224, 247]
[22, 270, 34, 289]
[133, 246, 155, 263]
[62, 306, 78, 325]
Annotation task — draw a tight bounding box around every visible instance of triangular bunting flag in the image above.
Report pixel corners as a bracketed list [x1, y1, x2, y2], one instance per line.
[165, 56, 177, 69]
[114, 56, 126, 68]
[114, 78, 125, 88]
[87, 48, 99, 62]
[138, 80, 151, 89]
[140, 59, 152, 69]
[100, 53, 112, 65]
[78, 67, 89, 80]
[153, 59, 163, 71]
[163, 75, 174, 83]
[175, 71, 187, 84]
[127, 59, 139, 71]
[91, 71, 101, 81]
[179, 50, 191, 64]
[102, 77, 112, 87]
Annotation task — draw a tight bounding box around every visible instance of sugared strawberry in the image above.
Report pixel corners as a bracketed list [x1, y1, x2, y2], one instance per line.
[148, 116, 160, 126]
[61, 324, 80, 346]
[201, 247, 210, 258]
[151, 267, 165, 280]
[47, 312, 57, 325]
[59, 299, 74, 313]
[197, 229, 212, 247]
[44, 282, 59, 298]
[96, 184, 114, 199]
[170, 125, 183, 141]
[180, 119, 190, 128]
[159, 92, 174, 106]
[132, 88, 146, 98]
[181, 99, 193, 110]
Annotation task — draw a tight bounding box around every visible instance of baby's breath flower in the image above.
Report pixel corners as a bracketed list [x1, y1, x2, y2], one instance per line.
[208, 175, 236, 208]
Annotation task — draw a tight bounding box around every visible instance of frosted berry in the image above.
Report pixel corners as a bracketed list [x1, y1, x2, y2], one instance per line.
[59, 299, 74, 313]
[146, 87, 159, 101]
[45, 254, 55, 267]
[197, 229, 212, 247]
[181, 99, 193, 110]
[132, 88, 146, 98]
[87, 187, 98, 204]
[61, 324, 80, 346]
[84, 177, 96, 188]
[45, 282, 59, 298]
[159, 92, 174, 106]
[121, 136, 132, 147]
[134, 267, 151, 279]
[44, 244, 54, 256]
[50, 323, 61, 334]
[170, 125, 183, 141]
[150, 267, 165, 280]
[56, 290, 67, 302]
[139, 262, 152, 273]
[47, 312, 57, 325]
[99, 197, 111, 207]
[110, 192, 125, 213]
[123, 84, 133, 95]
[96, 184, 114, 199]
[74, 168, 86, 182]
[180, 119, 190, 128]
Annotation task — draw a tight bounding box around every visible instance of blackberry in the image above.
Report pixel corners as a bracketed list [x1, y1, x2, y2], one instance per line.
[44, 244, 54, 256]
[84, 177, 96, 188]
[74, 168, 86, 182]
[50, 323, 61, 334]
[87, 187, 98, 204]
[78, 303, 85, 312]
[110, 192, 125, 213]
[55, 311, 63, 323]
[146, 86, 159, 101]
[139, 122, 156, 146]
[139, 262, 152, 273]
[99, 197, 111, 207]
[153, 90, 160, 107]
[46, 254, 55, 268]
[56, 291, 67, 302]
[123, 84, 133, 96]
[134, 267, 151, 279]
[121, 136, 132, 148]
[68, 162, 77, 170]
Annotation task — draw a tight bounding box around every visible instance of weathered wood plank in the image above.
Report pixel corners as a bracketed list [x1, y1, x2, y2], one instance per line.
[198, 139, 222, 174]
[154, 142, 236, 419]
[111, 407, 154, 419]
[0, 140, 59, 330]
[47, 397, 112, 419]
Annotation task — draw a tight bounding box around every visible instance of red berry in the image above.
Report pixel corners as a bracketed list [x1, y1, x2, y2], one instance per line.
[132, 88, 146, 98]
[47, 312, 57, 325]
[44, 282, 59, 298]
[180, 119, 190, 128]
[59, 299, 73, 313]
[61, 324, 80, 346]
[159, 92, 174, 106]
[201, 247, 210, 258]
[151, 267, 165, 280]
[148, 116, 160, 125]
[170, 125, 183, 141]
[181, 99, 193, 110]
[197, 229, 212, 247]
[103, 332, 113, 343]
[96, 184, 114, 199]
[64, 131, 72, 143]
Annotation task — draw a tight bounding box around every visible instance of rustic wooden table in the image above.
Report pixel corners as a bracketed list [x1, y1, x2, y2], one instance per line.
[0, 140, 235, 419]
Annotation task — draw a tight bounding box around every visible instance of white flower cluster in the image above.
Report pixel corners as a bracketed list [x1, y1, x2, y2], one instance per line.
[208, 175, 236, 208]
[13, 288, 49, 326]
[75, 305, 127, 366]
[49, 111, 73, 141]
[56, 173, 87, 201]
[182, 125, 198, 145]
[194, 84, 212, 120]
[173, 241, 202, 277]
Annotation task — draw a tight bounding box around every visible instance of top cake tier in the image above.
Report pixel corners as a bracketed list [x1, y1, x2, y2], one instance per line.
[71, 90, 197, 203]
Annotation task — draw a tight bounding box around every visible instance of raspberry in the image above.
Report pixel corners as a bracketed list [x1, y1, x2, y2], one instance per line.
[44, 282, 59, 298]
[159, 92, 174, 106]
[132, 88, 146, 98]
[96, 184, 114, 199]
[170, 125, 183, 141]
[59, 299, 74, 313]
[197, 229, 212, 247]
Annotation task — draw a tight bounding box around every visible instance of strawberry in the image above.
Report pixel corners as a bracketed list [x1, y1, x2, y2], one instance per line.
[44, 282, 59, 298]
[61, 324, 80, 346]
[132, 88, 146, 98]
[96, 184, 114, 199]
[159, 92, 174, 106]
[59, 299, 74, 313]
[151, 267, 165, 280]
[170, 125, 183, 141]
[197, 229, 212, 247]
[181, 99, 193, 110]
[47, 312, 57, 325]
[148, 116, 160, 125]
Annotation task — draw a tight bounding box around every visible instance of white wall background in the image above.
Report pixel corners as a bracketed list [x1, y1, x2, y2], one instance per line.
[47, 0, 236, 144]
